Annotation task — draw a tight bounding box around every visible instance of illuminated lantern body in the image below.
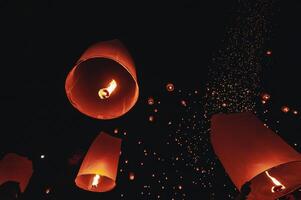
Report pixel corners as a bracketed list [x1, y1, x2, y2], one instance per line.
[211, 112, 301, 200]
[65, 39, 139, 119]
[166, 83, 174, 92]
[75, 132, 122, 192]
[0, 153, 33, 193]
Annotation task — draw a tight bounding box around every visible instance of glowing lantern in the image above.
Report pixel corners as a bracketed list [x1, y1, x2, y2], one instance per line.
[261, 93, 270, 101]
[293, 110, 298, 115]
[75, 132, 122, 192]
[148, 115, 154, 122]
[166, 83, 174, 92]
[147, 97, 155, 105]
[0, 153, 33, 193]
[129, 172, 135, 181]
[266, 50, 272, 55]
[211, 112, 301, 200]
[281, 106, 290, 113]
[65, 39, 139, 119]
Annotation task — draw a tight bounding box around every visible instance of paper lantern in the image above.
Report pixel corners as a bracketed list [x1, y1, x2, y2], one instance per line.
[211, 112, 301, 200]
[166, 83, 174, 92]
[75, 132, 122, 192]
[65, 39, 139, 119]
[0, 153, 33, 193]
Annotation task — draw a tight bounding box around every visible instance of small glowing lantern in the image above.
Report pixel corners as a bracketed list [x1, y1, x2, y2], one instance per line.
[65, 39, 139, 119]
[75, 132, 122, 192]
[166, 83, 174, 92]
[281, 106, 290, 113]
[129, 172, 135, 181]
[261, 93, 270, 101]
[211, 112, 301, 200]
[0, 153, 33, 193]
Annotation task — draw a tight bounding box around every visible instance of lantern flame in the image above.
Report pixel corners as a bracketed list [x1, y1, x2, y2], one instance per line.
[91, 174, 101, 188]
[265, 171, 286, 193]
[98, 79, 117, 99]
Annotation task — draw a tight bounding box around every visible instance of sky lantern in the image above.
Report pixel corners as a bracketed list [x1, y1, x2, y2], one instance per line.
[281, 106, 290, 113]
[211, 112, 301, 200]
[261, 93, 270, 101]
[147, 97, 155, 105]
[129, 172, 135, 181]
[166, 83, 175, 92]
[0, 153, 33, 193]
[75, 132, 122, 192]
[65, 39, 139, 119]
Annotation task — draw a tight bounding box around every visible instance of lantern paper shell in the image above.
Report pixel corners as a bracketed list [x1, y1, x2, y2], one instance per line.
[65, 39, 139, 119]
[211, 112, 301, 200]
[0, 153, 33, 193]
[75, 132, 122, 192]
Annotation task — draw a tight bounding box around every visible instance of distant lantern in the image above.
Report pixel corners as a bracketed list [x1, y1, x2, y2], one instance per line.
[149, 115, 155, 122]
[211, 112, 301, 200]
[65, 39, 139, 120]
[129, 172, 135, 181]
[147, 97, 155, 105]
[266, 50, 272, 56]
[281, 106, 290, 113]
[261, 93, 271, 101]
[75, 132, 122, 192]
[166, 83, 174, 92]
[293, 110, 298, 115]
[0, 153, 33, 193]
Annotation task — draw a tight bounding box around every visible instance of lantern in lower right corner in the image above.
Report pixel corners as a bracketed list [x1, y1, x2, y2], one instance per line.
[0, 153, 33, 193]
[211, 112, 301, 200]
[75, 132, 122, 192]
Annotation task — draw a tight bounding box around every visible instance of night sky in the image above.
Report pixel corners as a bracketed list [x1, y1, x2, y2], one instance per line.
[1, 0, 301, 199]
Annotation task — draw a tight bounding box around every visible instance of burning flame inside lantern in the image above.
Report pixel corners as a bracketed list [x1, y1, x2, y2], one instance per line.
[265, 171, 286, 193]
[98, 79, 117, 99]
[91, 174, 101, 188]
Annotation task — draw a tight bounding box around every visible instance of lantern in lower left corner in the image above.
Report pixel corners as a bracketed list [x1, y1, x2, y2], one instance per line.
[0, 153, 33, 193]
[75, 132, 122, 192]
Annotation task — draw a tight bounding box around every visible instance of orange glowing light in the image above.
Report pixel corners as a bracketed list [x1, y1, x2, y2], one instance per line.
[266, 50, 272, 55]
[261, 93, 270, 101]
[166, 83, 174, 92]
[98, 79, 117, 99]
[148, 97, 155, 105]
[265, 171, 286, 193]
[129, 172, 135, 181]
[281, 106, 290, 113]
[149, 115, 154, 122]
[91, 174, 101, 188]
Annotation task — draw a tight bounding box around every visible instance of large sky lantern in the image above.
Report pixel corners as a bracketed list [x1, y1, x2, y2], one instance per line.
[0, 153, 33, 193]
[211, 112, 301, 200]
[75, 132, 122, 192]
[65, 39, 139, 119]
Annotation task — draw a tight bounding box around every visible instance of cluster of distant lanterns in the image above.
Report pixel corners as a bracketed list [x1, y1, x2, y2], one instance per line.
[260, 92, 299, 115]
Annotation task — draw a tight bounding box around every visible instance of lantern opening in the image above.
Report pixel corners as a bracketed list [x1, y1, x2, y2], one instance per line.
[66, 58, 138, 119]
[98, 79, 117, 99]
[265, 171, 286, 193]
[76, 174, 116, 192]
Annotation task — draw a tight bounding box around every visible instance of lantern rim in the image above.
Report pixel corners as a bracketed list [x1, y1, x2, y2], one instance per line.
[75, 173, 116, 192]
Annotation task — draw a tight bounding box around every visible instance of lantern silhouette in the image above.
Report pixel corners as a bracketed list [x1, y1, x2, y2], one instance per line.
[65, 39, 139, 119]
[211, 112, 301, 200]
[0, 153, 33, 193]
[75, 132, 122, 192]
